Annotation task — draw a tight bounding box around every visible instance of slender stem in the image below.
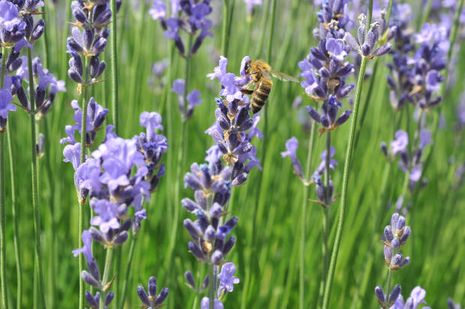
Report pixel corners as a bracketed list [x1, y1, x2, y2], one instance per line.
[0, 46, 8, 309]
[166, 37, 192, 273]
[322, 56, 369, 309]
[79, 55, 90, 309]
[110, 0, 119, 133]
[384, 269, 392, 307]
[266, 0, 277, 62]
[208, 264, 218, 309]
[299, 120, 316, 309]
[27, 47, 47, 309]
[226, 0, 235, 56]
[367, 0, 374, 27]
[41, 6, 50, 69]
[118, 234, 137, 309]
[318, 131, 331, 307]
[99, 247, 114, 309]
[221, 0, 230, 57]
[7, 124, 22, 309]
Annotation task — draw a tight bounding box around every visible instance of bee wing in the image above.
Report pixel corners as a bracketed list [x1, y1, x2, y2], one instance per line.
[269, 70, 300, 83]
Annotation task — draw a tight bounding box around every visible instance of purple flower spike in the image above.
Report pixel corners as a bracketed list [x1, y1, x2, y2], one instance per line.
[137, 276, 168, 309]
[150, 0, 212, 56]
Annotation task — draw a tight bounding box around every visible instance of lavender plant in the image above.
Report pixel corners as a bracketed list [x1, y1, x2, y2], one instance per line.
[374, 213, 430, 309]
[181, 56, 260, 308]
[67, 111, 168, 308]
[282, 1, 355, 307]
[322, 2, 394, 308]
[67, 0, 113, 305]
[1, 1, 63, 307]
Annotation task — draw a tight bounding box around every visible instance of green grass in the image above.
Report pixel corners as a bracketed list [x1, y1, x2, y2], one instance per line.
[2, 0, 465, 308]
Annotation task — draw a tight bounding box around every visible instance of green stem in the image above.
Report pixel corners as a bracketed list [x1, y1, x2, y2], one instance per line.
[221, 0, 230, 57]
[266, 0, 277, 62]
[0, 46, 8, 309]
[27, 47, 47, 309]
[384, 269, 392, 307]
[322, 56, 369, 309]
[79, 55, 90, 309]
[118, 234, 137, 309]
[318, 131, 331, 307]
[166, 37, 192, 273]
[110, 0, 119, 133]
[208, 264, 218, 309]
[7, 124, 21, 309]
[99, 248, 114, 309]
[299, 120, 316, 309]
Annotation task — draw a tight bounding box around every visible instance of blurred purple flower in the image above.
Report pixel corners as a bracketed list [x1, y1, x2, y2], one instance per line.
[390, 130, 409, 155]
[201, 297, 224, 309]
[151, 0, 212, 56]
[218, 262, 240, 295]
[172, 79, 203, 119]
[281, 137, 304, 179]
[244, 0, 262, 15]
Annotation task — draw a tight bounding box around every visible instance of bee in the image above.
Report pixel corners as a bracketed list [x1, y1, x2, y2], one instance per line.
[241, 59, 299, 113]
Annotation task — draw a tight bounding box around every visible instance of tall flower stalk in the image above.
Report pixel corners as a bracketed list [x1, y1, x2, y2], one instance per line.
[1, 1, 63, 307]
[67, 0, 113, 305]
[283, 1, 355, 307]
[0, 45, 8, 309]
[322, 2, 395, 307]
[181, 56, 261, 309]
[374, 213, 430, 309]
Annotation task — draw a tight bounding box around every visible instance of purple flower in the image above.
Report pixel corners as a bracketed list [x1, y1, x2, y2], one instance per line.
[391, 287, 430, 309]
[208, 56, 249, 103]
[60, 98, 108, 146]
[172, 79, 203, 119]
[140, 111, 163, 140]
[281, 137, 304, 179]
[0, 0, 26, 45]
[0, 87, 16, 120]
[149, 0, 166, 20]
[344, 12, 393, 58]
[201, 297, 224, 309]
[151, 0, 212, 56]
[72, 230, 93, 261]
[218, 262, 240, 295]
[382, 213, 411, 271]
[306, 95, 352, 132]
[375, 285, 402, 308]
[244, 0, 262, 15]
[390, 130, 409, 155]
[137, 276, 168, 309]
[90, 199, 126, 233]
[63, 143, 82, 170]
[67, 1, 111, 84]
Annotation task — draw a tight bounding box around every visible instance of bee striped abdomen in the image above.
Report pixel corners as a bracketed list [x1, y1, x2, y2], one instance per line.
[251, 78, 272, 113]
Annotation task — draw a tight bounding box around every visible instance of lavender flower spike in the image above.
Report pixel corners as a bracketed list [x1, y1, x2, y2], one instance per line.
[137, 276, 168, 309]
